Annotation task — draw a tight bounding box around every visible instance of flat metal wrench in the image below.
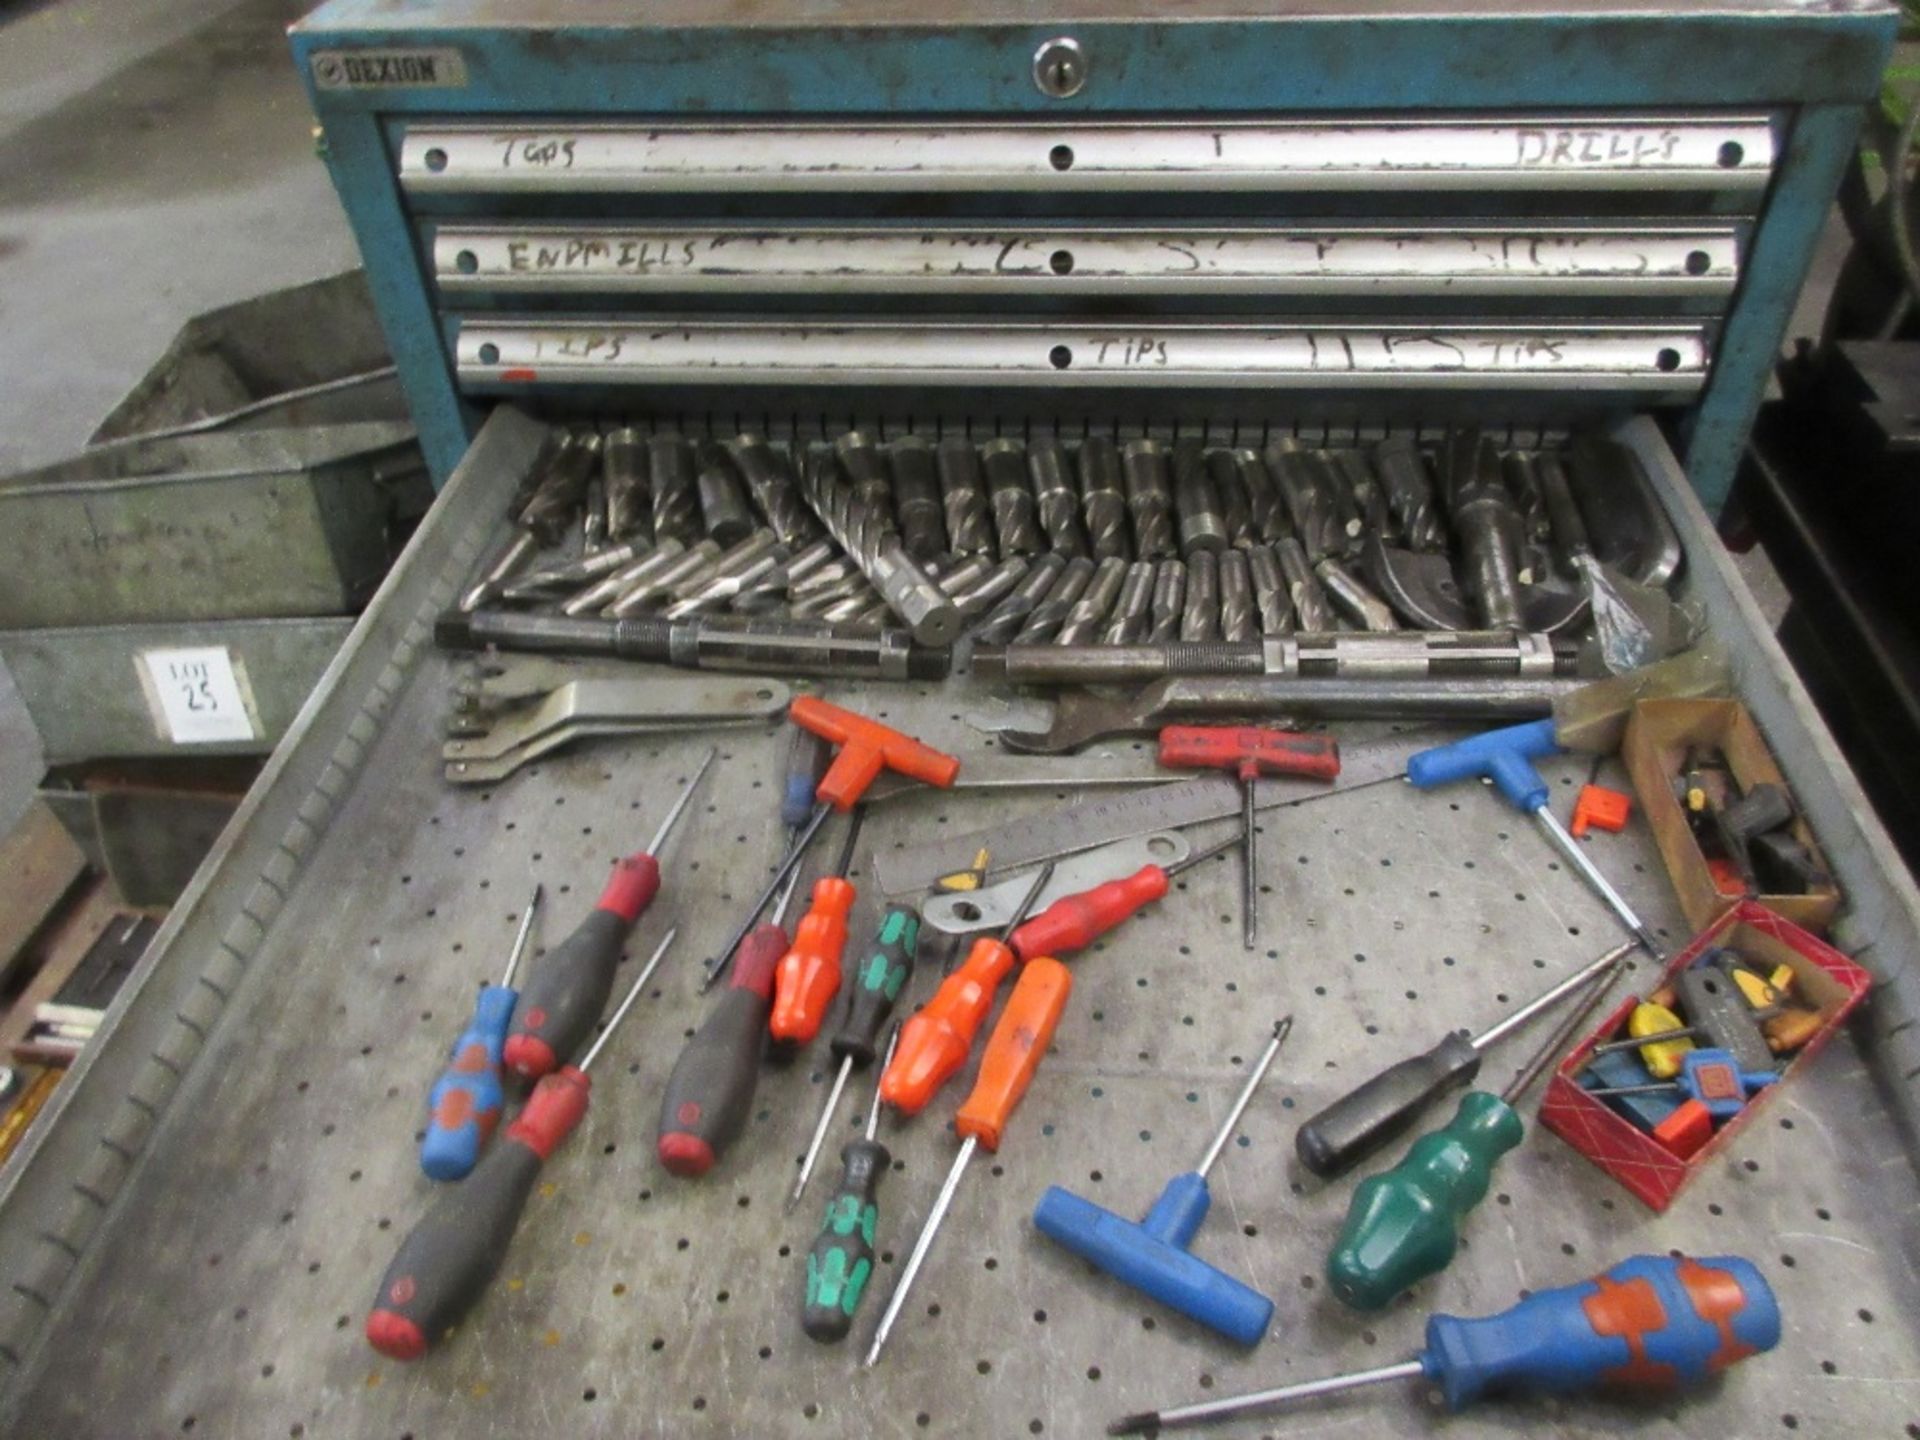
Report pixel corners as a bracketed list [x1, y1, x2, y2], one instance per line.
[442, 677, 791, 762]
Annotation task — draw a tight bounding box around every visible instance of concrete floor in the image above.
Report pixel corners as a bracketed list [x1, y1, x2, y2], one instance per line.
[0, 0, 358, 833]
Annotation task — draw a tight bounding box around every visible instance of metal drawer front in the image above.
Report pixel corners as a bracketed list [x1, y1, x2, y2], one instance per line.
[454, 319, 1709, 391]
[399, 116, 1777, 195]
[432, 223, 1743, 298]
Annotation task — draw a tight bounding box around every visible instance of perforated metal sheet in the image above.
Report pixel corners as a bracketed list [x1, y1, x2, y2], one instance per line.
[7, 427, 1920, 1439]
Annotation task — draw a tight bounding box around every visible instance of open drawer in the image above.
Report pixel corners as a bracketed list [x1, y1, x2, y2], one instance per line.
[0, 406, 1916, 1437]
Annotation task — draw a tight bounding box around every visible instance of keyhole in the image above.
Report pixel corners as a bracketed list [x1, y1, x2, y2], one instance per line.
[1031, 37, 1087, 98]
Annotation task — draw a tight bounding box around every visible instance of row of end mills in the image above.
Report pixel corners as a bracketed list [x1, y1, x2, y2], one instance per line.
[460, 424, 1610, 644]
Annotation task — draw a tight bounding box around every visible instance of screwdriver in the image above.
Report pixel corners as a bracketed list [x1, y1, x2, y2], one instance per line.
[1325, 953, 1626, 1310]
[1010, 833, 1239, 960]
[865, 953, 1074, 1366]
[780, 726, 833, 846]
[879, 864, 1054, 1116]
[502, 748, 714, 1079]
[785, 899, 922, 1214]
[1156, 726, 1341, 950]
[703, 697, 959, 990]
[366, 929, 679, 1360]
[802, 1023, 902, 1343]
[419, 885, 543, 1181]
[1295, 941, 1636, 1178]
[1109, 1252, 1780, 1435]
[770, 808, 866, 1052]
[657, 862, 805, 1177]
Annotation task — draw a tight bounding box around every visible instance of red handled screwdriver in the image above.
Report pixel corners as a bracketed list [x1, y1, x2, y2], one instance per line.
[657, 862, 805, 1177]
[1157, 726, 1340, 950]
[503, 748, 713, 1079]
[419, 884, 543, 1181]
[770, 807, 866, 1052]
[367, 928, 681, 1360]
[1010, 833, 1239, 960]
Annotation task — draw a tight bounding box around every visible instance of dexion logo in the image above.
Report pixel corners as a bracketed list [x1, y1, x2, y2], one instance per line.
[311, 48, 469, 89]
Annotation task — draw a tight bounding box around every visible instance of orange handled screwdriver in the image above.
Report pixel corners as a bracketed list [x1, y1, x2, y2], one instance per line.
[703, 697, 958, 991]
[879, 863, 1054, 1116]
[770, 808, 866, 1050]
[864, 954, 1073, 1366]
[1157, 726, 1340, 950]
[1011, 833, 1240, 960]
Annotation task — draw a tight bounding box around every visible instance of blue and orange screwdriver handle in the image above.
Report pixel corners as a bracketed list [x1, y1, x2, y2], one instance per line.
[1408, 721, 1662, 958]
[503, 748, 714, 1079]
[1109, 1252, 1781, 1435]
[367, 928, 680, 1361]
[420, 885, 543, 1181]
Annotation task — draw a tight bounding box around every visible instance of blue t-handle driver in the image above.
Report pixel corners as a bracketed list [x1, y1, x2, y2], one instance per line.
[1033, 1019, 1291, 1345]
[1407, 720, 1661, 958]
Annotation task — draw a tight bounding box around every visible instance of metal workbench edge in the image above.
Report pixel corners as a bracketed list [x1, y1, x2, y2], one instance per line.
[0, 406, 547, 1400]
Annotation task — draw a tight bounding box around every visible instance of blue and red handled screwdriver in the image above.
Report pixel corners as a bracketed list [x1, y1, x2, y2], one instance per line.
[1109, 1252, 1780, 1434]
[420, 884, 543, 1181]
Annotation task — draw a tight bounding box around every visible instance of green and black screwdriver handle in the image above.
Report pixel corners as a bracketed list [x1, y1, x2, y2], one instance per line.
[803, 1023, 902, 1342]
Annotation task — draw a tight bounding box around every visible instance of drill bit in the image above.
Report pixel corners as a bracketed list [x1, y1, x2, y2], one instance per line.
[695, 441, 755, 547]
[1173, 440, 1228, 556]
[798, 441, 961, 645]
[730, 435, 817, 550]
[460, 430, 600, 610]
[1207, 449, 1256, 548]
[1076, 436, 1132, 562]
[667, 529, 781, 602]
[1315, 556, 1400, 632]
[1053, 555, 1128, 645]
[608, 539, 723, 617]
[982, 437, 1042, 556]
[1121, 438, 1178, 560]
[933, 437, 997, 557]
[1442, 432, 1526, 631]
[1372, 436, 1446, 552]
[1246, 543, 1295, 636]
[1145, 558, 1186, 642]
[1029, 440, 1089, 559]
[648, 434, 702, 546]
[603, 425, 654, 545]
[1014, 554, 1095, 642]
[1233, 448, 1291, 545]
[887, 435, 948, 560]
[1276, 536, 1334, 631]
[1180, 549, 1220, 641]
[974, 552, 1064, 644]
[1218, 548, 1257, 641]
[1098, 561, 1156, 645]
[559, 536, 685, 615]
[1318, 449, 1366, 555]
[1501, 451, 1556, 585]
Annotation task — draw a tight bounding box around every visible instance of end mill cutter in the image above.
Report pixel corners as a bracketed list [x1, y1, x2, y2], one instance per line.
[1030, 439, 1090, 559]
[694, 441, 756, 547]
[603, 426, 654, 545]
[1098, 561, 1156, 645]
[1054, 555, 1128, 646]
[1372, 436, 1446, 552]
[1015, 554, 1095, 643]
[1173, 441, 1228, 556]
[982, 437, 1043, 556]
[1181, 549, 1220, 641]
[1077, 436, 1132, 562]
[835, 431, 899, 535]
[934, 437, 997, 557]
[1233, 449, 1290, 545]
[887, 435, 948, 560]
[1246, 544, 1294, 636]
[1276, 537, 1334, 632]
[975, 552, 1063, 644]
[1218, 548, 1257, 642]
[1146, 558, 1186, 643]
[730, 434, 817, 550]
[1207, 448, 1256, 549]
[1122, 438, 1178, 559]
[648, 434, 702, 546]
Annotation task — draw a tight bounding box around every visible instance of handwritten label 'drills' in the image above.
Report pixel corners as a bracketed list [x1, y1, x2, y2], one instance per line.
[1515, 129, 1684, 167]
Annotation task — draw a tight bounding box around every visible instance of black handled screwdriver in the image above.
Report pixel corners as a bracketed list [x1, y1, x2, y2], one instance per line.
[367, 928, 680, 1360]
[504, 748, 713, 1078]
[784, 899, 921, 1213]
[1295, 943, 1633, 1178]
[802, 1023, 901, 1342]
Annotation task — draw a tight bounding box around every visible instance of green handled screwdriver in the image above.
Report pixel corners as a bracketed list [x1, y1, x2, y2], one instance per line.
[1326, 950, 1627, 1310]
[784, 901, 920, 1214]
[802, 1022, 901, 1342]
